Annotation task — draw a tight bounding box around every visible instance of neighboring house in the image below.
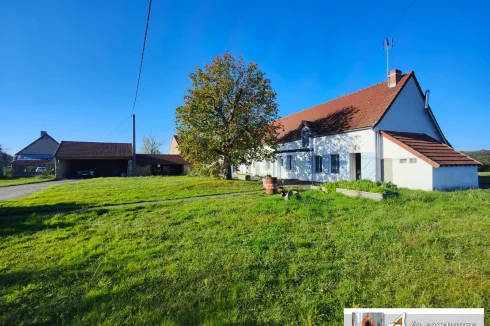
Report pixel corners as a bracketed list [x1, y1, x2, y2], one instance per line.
[168, 135, 180, 154]
[54, 141, 190, 179]
[239, 69, 480, 191]
[12, 131, 59, 176]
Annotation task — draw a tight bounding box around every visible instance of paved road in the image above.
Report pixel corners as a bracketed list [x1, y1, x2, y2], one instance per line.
[0, 180, 79, 201]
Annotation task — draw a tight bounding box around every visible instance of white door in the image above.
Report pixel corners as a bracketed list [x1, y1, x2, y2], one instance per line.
[280, 157, 287, 179]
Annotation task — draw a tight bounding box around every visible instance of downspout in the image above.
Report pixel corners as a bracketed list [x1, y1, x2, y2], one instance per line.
[311, 136, 314, 185]
[375, 130, 381, 181]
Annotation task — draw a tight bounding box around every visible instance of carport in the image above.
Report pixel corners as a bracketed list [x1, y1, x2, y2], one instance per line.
[135, 154, 190, 176]
[54, 141, 132, 179]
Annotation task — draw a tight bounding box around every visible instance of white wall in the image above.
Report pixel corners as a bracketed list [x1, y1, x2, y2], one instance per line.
[243, 129, 376, 182]
[433, 166, 479, 190]
[381, 136, 434, 190]
[375, 77, 442, 141]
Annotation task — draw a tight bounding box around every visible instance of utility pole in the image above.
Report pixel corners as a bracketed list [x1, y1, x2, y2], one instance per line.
[132, 114, 136, 176]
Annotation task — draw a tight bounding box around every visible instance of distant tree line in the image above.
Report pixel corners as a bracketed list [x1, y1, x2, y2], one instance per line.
[462, 149, 490, 171]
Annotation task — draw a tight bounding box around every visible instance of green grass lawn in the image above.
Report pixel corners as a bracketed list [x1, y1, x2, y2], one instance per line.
[479, 172, 490, 184]
[0, 185, 489, 325]
[0, 176, 55, 188]
[0, 176, 262, 216]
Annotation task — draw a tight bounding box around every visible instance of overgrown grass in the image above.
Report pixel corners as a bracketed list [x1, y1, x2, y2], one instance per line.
[0, 175, 55, 188]
[479, 172, 490, 184]
[0, 188, 489, 325]
[323, 179, 398, 194]
[0, 176, 262, 216]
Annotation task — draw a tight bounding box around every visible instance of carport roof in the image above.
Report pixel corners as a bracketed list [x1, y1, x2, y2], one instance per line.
[381, 131, 481, 167]
[55, 141, 132, 159]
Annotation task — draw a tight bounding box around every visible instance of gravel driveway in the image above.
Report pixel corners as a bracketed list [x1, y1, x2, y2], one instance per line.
[0, 180, 79, 201]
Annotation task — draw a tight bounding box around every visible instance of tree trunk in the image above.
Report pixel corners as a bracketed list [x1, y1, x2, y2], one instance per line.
[225, 163, 232, 180]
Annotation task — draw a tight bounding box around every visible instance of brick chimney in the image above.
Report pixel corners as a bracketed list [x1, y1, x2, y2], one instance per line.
[41, 131, 47, 137]
[388, 69, 402, 88]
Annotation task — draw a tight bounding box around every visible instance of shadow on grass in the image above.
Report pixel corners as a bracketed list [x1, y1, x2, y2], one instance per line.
[0, 202, 85, 218]
[0, 213, 77, 238]
[0, 264, 285, 326]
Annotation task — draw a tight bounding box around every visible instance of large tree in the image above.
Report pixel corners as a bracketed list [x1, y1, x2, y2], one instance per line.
[140, 135, 165, 154]
[175, 53, 281, 179]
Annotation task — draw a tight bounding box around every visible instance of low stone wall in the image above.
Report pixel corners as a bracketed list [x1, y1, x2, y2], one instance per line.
[336, 188, 385, 201]
[237, 174, 251, 181]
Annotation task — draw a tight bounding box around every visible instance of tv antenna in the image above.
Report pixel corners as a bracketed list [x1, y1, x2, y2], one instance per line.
[383, 38, 393, 85]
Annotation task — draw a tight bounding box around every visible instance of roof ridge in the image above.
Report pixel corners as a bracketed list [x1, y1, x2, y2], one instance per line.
[277, 72, 413, 122]
[61, 140, 132, 145]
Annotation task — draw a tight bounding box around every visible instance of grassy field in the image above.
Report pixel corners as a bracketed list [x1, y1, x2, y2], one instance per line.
[479, 172, 490, 184]
[0, 176, 262, 216]
[0, 180, 489, 325]
[0, 176, 55, 188]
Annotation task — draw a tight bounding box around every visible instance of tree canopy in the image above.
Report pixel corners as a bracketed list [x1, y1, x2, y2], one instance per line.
[140, 135, 165, 154]
[175, 53, 281, 179]
[461, 149, 490, 171]
[0, 145, 13, 172]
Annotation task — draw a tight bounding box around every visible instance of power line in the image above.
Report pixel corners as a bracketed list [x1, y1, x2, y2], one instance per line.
[338, 0, 417, 96]
[103, 114, 132, 140]
[131, 0, 153, 115]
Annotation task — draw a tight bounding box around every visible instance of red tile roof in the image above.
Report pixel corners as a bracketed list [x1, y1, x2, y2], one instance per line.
[275, 72, 414, 142]
[381, 131, 481, 167]
[54, 141, 132, 159]
[136, 154, 190, 165]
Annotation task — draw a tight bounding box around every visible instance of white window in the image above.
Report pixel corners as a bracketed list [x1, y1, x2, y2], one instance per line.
[409, 158, 417, 164]
[400, 159, 407, 164]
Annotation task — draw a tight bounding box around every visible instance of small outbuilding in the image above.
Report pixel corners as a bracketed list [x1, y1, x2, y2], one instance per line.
[380, 131, 481, 191]
[135, 154, 190, 176]
[55, 141, 132, 179]
[54, 141, 191, 179]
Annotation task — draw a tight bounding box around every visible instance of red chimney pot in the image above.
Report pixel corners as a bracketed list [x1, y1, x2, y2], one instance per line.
[388, 69, 402, 88]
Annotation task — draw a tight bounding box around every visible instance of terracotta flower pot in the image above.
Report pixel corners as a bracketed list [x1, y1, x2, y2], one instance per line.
[264, 177, 278, 195]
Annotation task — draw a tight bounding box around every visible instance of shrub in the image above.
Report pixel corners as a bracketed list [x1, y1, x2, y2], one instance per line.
[188, 165, 222, 178]
[44, 160, 55, 175]
[2, 167, 13, 178]
[323, 179, 398, 194]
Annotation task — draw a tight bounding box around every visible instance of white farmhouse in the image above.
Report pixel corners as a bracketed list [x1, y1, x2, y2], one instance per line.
[239, 69, 480, 191]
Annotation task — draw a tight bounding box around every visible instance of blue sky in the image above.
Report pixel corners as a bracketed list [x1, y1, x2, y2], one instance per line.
[1, 0, 489, 154]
